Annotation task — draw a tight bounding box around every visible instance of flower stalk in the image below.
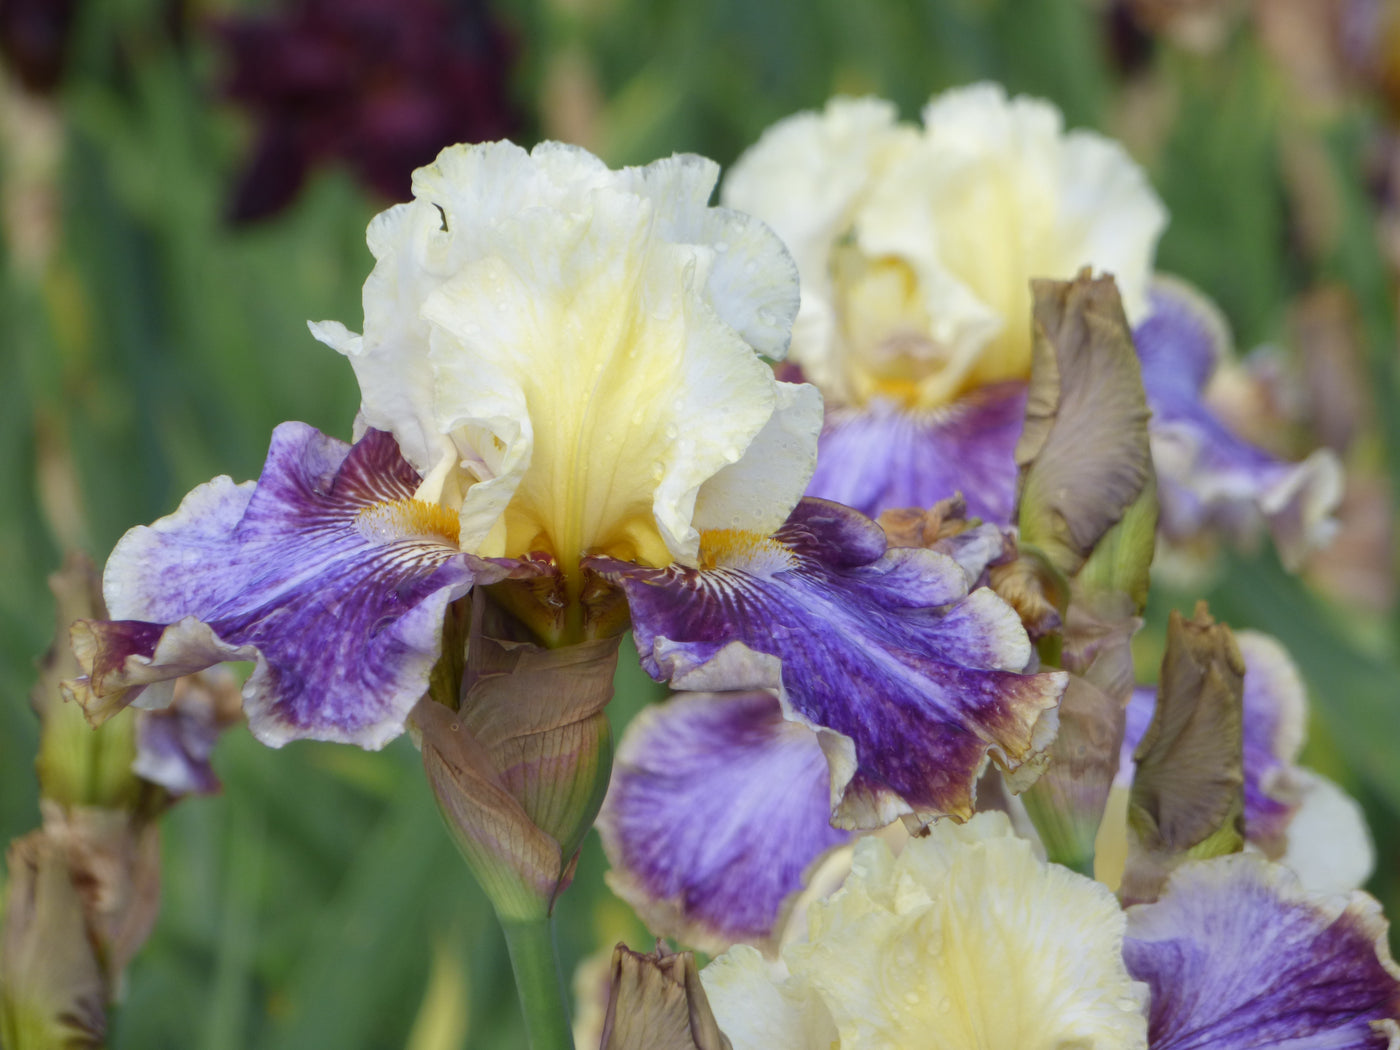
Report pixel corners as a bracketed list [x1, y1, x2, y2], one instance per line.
[501, 918, 574, 1050]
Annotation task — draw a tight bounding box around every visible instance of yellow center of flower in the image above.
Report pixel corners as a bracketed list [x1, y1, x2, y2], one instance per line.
[698, 529, 798, 573]
[355, 498, 462, 547]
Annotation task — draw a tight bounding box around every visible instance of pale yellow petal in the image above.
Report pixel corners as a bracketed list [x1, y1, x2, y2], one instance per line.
[700, 947, 839, 1050]
[692, 381, 823, 540]
[857, 84, 1167, 404]
[788, 813, 1148, 1050]
[723, 97, 916, 400]
[314, 141, 816, 570]
[727, 85, 1166, 412]
[706, 813, 1148, 1050]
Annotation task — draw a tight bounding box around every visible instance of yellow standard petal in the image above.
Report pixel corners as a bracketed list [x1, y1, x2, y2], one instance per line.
[313, 141, 817, 585]
[704, 812, 1149, 1050]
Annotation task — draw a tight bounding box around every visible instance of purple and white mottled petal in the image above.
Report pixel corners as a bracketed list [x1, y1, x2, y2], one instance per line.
[589, 498, 1066, 828]
[1232, 631, 1307, 852]
[1135, 277, 1343, 568]
[805, 384, 1027, 523]
[74, 423, 517, 750]
[1124, 853, 1400, 1050]
[135, 706, 221, 796]
[131, 668, 243, 796]
[598, 690, 850, 954]
[1120, 630, 1312, 860]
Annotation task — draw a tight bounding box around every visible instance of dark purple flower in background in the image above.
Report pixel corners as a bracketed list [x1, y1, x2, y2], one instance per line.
[215, 0, 519, 223]
[0, 0, 80, 94]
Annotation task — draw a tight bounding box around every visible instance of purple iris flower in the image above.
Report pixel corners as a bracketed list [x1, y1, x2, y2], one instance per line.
[67, 143, 1066, 889]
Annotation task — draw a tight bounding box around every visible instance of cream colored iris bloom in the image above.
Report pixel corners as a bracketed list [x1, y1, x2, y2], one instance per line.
[722, 85, 1168, 410]
[702, 812, 1149, 1050]
[311, 142, 822, 582]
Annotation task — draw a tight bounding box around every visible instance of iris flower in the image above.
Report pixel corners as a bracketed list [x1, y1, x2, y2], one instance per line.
[697, 813, 1400, 1050]
[594, 89, 1343, 955]
[722, 85, 1341, 567]
[702, 812, 1152, 1050]
[67, 142, 1065, 854]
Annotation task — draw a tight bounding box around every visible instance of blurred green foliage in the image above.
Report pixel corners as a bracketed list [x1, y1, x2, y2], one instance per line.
[2, 0, 1398, 1046]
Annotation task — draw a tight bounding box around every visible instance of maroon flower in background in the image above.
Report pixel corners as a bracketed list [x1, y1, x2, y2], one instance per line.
[0, 0, 81, 94]
[215, 0, 519, 223]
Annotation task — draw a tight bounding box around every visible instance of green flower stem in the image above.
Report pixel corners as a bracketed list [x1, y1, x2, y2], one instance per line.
[501, 916, 574, 1050]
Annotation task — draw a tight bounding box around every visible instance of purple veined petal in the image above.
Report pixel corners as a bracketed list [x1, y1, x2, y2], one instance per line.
[1124, 854, 1400, 1050]
[72, 423, 526, 750]
[589, 498, 1066, 829]
[1119, 630, 1307, 859]
[1135, 277, 1343, 569]
[598, 690, 851, 955]
[804, 384, 1027, 524]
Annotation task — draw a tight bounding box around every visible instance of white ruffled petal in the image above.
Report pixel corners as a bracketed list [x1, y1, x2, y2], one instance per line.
[312, 140, 816, 570]
[700, 947, 838, 1050]
[1281, 768, 1376, 896]
[705, 813, 1149, 1050]
[723, 97, 914, 397]
[691, 381, 824, 541]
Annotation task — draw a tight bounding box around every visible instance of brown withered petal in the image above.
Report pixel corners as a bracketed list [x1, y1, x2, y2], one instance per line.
[1121, 604, 1246, 905]
[417, 633, 621, 920]
[38, 803, 161, 982]
[1293, 286, 1369, 456]
[31, 553, 106, 723]
[599, 943, 731, 1050]
[1015, 271, 1154, 581]
[988, 550, 1068, 641]
[0, 833, 107, 1050]
[876, 494, 972, 549]
[34, 555, 144, 811]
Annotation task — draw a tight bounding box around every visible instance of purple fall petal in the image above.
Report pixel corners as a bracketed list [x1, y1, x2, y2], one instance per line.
[805, 384, 1027, 523]
[1124, 854, 1400, 1049]
[599, 690, 850, 954]
[1135, 278, 1342, 568]
[132, 668, 243, 796]
[590, 498, 1066, 828]
[74, 423, 518, 749]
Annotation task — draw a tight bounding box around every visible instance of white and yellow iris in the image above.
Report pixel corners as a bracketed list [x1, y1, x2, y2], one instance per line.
[311, 141, 822, 585]
[722, 85, 1168, 410]
[702, 812, 1149, 1050]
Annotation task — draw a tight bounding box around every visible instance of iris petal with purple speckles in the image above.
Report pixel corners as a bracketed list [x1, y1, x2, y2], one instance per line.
[1136, 279, 1342, 568]
[804, 384, 1027, 523]
[590, 498, 1066, 828]
[75, 423, 513, 749]
[598, 690, 849, 954]
[1124, 854, 1400, 1049]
